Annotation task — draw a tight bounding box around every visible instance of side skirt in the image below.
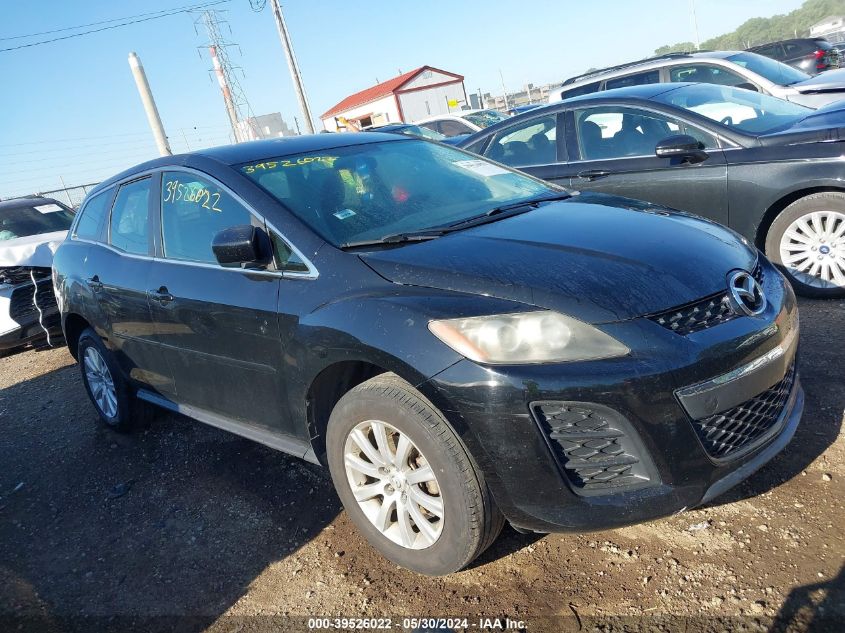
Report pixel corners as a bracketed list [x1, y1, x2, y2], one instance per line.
[136, 389, 320, 465]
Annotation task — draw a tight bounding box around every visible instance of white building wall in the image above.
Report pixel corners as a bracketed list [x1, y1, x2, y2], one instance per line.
[399, 82, 466, 123]
[811, 16, 844, 36]
[401, 69, 461, 90]
[320, 95, 399, 132]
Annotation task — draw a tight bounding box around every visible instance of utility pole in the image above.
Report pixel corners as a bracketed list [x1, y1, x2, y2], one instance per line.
[689, 0, 701, 50]
[269, 0, 315, 134]
[127, 52, 172, 156]
[499, 69, 510, 110]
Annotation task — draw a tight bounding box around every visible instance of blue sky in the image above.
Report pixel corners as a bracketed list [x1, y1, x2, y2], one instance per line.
[0, 0, 805, 199]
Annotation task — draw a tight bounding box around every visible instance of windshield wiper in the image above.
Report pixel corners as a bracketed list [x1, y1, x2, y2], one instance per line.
[340, 191, 572, 249]
[341, 231, 446, 249]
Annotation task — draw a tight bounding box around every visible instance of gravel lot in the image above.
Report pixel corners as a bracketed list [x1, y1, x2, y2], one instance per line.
[0, 298, 843, 633]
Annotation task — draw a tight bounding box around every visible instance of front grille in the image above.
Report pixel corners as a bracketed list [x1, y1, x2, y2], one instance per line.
[9, 278, 58, 323]
[650, 292, 735, 335]
[0, 266, 51, 286]
[650, 261, 765, 336]
[691, 363, 796, 460]
[531, 403, 654, 495]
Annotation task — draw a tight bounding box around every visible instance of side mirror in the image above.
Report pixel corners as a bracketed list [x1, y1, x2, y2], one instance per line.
[655, 134, 709, 164]
[212, 225, 272, 268]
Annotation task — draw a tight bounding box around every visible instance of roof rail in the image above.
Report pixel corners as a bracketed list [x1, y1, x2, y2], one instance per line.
[562, 51, 700, 86]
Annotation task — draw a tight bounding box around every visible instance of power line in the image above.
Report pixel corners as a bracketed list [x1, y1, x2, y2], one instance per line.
[0, 2, 222, 41]
[0, 124, 231, 149]
[0, 0, 230, 53]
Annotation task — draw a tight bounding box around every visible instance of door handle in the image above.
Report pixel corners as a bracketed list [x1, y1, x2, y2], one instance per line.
[576, 169, 611, 181]
[86, 275, 103, 291]
[151, 287, 174, 304]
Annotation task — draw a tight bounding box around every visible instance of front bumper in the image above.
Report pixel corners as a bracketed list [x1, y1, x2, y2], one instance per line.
[0, 278, 61, 351]
[422, 257, 803, 533]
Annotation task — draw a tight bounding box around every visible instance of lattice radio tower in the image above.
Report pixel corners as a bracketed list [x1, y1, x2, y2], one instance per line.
[196, 10, 260, 143]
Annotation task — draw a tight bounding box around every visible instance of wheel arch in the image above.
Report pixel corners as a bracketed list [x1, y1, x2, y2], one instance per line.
[63, 313, 92, 360]
[756, 185, 845, 250]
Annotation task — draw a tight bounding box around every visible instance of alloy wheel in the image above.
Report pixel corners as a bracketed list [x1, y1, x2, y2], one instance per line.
[83, 347, 118, 419]
[779, 210, 845, 288]
[343, 419, 444, 550]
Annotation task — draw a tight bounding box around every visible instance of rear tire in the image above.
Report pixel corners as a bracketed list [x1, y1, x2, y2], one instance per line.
[326, 373, 504, 575]
[77, 328, 151, 432]
[765, 192, 845, 298]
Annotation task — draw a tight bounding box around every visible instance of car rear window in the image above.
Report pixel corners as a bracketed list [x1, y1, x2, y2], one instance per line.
[0, 202, 74, 241]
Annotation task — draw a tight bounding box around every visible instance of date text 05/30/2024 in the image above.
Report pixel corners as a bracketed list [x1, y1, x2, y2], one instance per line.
[307, 617, 527, 630]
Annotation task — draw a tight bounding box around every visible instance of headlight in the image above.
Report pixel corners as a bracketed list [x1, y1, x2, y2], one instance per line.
[428, 310, 629, 364]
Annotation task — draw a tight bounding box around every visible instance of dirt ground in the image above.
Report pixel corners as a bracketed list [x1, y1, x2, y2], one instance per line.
[0, 297, 842, 633]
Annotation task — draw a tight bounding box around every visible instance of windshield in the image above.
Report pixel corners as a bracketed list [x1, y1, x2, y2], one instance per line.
[726, 52, 810, 86]
[239, 139, 556, 247]
[395, 124, 447, 141]
[655, 84, 811, 135]
[462, 110, 510, 128]
[0, 202, 74, 241]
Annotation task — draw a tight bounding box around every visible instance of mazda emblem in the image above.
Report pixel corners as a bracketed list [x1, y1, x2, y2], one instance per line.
[727, 270, 766, 317]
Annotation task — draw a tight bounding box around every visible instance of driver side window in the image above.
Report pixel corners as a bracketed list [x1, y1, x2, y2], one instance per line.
[160, 171, 253, 264]
[484, 115, 558, 167]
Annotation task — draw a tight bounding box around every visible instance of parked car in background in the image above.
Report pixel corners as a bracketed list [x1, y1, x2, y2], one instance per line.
[550, 50, 845, 109]
[53, 133, 802, 575]
[415, 109, 509, 137]
[0, 196, 74, 353]
[507, 104, 543, 116]
[365, 122, 468, 145]
[461, 83, 845, 297]
[748, 38, 840, 75]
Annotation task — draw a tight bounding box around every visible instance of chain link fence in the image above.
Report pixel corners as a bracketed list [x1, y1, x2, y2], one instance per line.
[35, 182, 100, 209]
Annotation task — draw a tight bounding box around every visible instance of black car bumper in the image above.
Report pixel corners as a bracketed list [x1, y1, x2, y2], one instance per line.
[422, 258, 802, 533]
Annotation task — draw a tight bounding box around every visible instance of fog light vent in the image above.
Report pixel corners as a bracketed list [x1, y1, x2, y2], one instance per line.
[531, 402, 655, 496]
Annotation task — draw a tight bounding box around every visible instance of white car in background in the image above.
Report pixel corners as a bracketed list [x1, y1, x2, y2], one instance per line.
[415, 109, 510, 137]
[0, 196, 74, 354]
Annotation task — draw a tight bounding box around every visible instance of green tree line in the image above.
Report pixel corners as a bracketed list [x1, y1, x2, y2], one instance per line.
[654, 0, 845, 55]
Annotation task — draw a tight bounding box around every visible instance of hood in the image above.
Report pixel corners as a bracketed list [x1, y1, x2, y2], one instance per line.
[0, 231, 67, 268]
[758, 99, 845, 146]
[790, 68, 845, 93]
[360, 195, 757, 324]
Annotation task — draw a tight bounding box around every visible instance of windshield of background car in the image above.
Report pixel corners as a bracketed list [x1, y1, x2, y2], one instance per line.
[462, 110, 510, 128]
[726, 52, 810, 86]
[239, 139, 555, 247]
[654, 84, 812, 135]
[0, 203, 74, 241]
[399, 124, 447, 140]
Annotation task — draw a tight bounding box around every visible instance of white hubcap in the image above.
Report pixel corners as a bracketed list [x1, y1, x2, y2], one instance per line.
[779, 210, 845, 288]
[83, 347, 118, 419]
[343, 420, 444, 550]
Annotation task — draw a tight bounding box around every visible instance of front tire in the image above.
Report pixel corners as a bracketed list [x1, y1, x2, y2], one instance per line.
[77, 328, 150, 431]
[765, 192, 845, 298]
[326, 373, 504, 575]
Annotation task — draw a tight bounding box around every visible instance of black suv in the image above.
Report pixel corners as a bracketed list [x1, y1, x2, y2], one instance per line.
[53, 134, 802, 575]
[748, 38, 840, 74]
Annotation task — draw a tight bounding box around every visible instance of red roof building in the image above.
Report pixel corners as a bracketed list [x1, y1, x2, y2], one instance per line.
[320, 66, 466, 132]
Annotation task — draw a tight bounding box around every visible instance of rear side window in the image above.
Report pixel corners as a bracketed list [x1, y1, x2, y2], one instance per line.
[438, 120, 473, 136]
[605, 70, 660, 90]
[160, 171, 252, 264]
[560, 81, 601, 99]
[74, 191, 110, 240]
[109, 178, 151, 255]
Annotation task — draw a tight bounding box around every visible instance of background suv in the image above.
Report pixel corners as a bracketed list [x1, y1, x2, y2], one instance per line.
[748, 38, 840, 74]
[550, 50, 845, 109]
